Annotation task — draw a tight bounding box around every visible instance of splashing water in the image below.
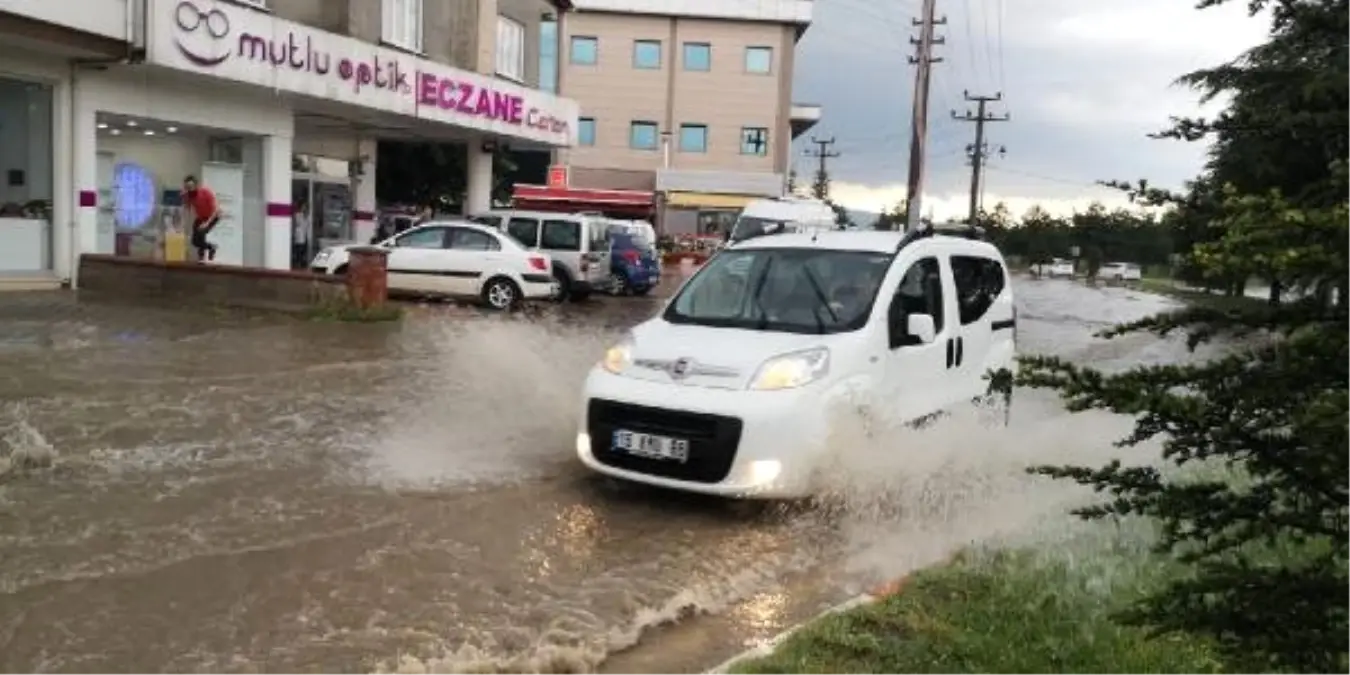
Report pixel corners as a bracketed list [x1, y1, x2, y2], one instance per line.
[0, 405, 56, 479]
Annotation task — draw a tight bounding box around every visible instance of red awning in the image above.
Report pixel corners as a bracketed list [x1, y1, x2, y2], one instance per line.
[512, 184, 654, 207]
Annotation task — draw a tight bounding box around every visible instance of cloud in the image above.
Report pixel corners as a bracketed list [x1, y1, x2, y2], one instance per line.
[791, 0, 1268, 216]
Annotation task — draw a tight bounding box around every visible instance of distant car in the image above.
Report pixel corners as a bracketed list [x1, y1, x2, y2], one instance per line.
[1099, 262, 1142, 282]
[607, 231, 662, 296]
[309, 221, 553, 310]
[1033, 258, 1075, 278]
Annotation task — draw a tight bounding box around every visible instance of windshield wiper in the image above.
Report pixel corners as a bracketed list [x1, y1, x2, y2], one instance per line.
[802, 268, 838, 333]
[749, 257, 775, 330]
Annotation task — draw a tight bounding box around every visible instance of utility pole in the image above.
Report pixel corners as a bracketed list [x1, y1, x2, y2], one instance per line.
[902, 0, 945, 231]
[951, 91, 1009, 226]
[804, 136, 839, 200]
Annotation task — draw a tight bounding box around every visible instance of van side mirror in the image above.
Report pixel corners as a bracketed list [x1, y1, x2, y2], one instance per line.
[906, 314, 936, 344]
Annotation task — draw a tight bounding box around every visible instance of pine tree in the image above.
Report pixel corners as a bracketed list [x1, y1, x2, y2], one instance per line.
[1003, 0, 1349, 670]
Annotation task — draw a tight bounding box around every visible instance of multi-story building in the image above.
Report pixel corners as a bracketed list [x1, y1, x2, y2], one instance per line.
[512, 0, 820, 236]
[0, 0, 579, 287]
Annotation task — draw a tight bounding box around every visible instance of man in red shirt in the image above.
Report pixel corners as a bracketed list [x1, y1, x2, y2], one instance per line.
[183, 175, 220, 262]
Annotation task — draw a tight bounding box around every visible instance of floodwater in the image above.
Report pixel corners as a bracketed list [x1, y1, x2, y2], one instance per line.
[0, 279, 1201, 673]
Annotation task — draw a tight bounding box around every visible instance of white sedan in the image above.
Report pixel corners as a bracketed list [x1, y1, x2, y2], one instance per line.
[1099, 262, 1143, 282]
[309, 221, 554, 310]
[1032, 258, 1075, 278]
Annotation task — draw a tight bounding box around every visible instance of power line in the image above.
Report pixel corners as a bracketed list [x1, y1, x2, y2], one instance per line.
[804, 136, 841, 199]
[902, 0, 946, 231]
[951, 91, 1009, 224]
[994, 0, 1006, 90]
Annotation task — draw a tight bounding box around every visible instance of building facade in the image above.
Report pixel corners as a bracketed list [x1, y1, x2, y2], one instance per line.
[513, 0, 819, 235]
[0, 0, 579, 287]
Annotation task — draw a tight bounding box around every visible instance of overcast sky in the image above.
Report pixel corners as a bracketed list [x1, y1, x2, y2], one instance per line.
[791, 0, 1270, 219]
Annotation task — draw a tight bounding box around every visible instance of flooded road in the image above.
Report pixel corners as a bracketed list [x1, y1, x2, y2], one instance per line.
[0, 280, 1194, 673]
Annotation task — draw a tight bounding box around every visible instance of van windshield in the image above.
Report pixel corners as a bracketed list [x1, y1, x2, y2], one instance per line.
[664, 248, 892, 334]
[729, 216, 788, 242]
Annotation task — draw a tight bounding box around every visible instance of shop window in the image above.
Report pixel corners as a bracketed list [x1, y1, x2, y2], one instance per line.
[578, 118, 596, 146]
[496, 15, 525, 82]
[539, 18, 558, 93]
[629, 121, 658, 150]
[683, 42, 711, 71]
[571, 36, 598, 65]
[745, 46, 773, 74]
[382, 0, 423, 52]
[0, 77, 53, 272]
[679, 124, 707, 153]
[633, 40, 662, 69]
[697, 211, 737, 237]
[741, 127, 769, 155]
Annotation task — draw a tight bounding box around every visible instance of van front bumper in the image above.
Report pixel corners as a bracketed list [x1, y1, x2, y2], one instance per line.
[575, 368, 829, 499]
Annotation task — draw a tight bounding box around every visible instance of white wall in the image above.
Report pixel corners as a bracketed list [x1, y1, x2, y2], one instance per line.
[0, 0, 132, 42]
[96, 132, 207, 202]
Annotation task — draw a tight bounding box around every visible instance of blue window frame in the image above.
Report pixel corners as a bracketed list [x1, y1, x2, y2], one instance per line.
[740, 127, 768, 155]
[633, 40, 661, 69]
[570, 36, 597, 65]
[578, 118, 596, 146]
[682, 42, 711, 71]
[679, 124, 707, 153]
[630, 121, 659, 150]
[745, 46, 772, 74]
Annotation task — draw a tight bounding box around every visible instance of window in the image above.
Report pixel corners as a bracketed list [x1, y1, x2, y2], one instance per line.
[889, 257, 945, 347]
[740, 127, 768, 155]
[678, 124, 707, 153]
[393, 227, 447, 249]
[950, 255, 1006, 325]
[745, 46, 773, 74]
[506, 218, 539, 247]
[630, 121, 658, 150]
[539, 18, 558, 93]
[541, 220, 582, 250]
[381, 0, 423, 52]
[683, 42, 711, 71]
[578, 117, 596, 146]
[570, 36, 598, 65]
[450, 228, 501, 251]
[496, 16, 525, 81]
[633, 40, 662, 69]
[469, 215, 502, 228]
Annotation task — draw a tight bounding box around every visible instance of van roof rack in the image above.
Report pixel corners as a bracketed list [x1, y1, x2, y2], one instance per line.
[893, 221, 985, 253]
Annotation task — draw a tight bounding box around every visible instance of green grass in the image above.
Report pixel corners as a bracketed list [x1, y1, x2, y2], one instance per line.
[304, 296, 404, 323]
[729, 531, 1224, 674]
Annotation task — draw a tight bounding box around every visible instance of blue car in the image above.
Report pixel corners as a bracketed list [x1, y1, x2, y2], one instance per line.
[607, 232, 662, 296]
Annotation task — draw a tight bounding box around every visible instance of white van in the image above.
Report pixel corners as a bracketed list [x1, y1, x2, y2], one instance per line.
[574, 225, 1016, 498]
[469, 210, 611, 300]
[727, 197, 838, 243]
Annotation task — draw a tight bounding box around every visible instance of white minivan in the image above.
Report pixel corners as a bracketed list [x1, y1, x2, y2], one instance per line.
[727, 197, 839, 244]
[575, 226, 1016, 498]
[470, 210, 611, 301]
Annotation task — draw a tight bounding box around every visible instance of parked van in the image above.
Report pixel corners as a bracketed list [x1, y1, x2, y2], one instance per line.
[727, 197, 838, 243]
[470, 210, 611, 301]
[575, 223, 1015, 498]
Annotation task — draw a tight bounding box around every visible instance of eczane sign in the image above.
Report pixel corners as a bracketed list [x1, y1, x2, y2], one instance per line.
[149, 0, 578, 146]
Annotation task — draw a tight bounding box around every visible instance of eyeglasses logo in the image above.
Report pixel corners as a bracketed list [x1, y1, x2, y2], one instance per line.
[174, 1, 231, 67]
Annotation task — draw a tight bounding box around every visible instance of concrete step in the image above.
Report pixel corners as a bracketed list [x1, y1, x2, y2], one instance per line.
[0, 274, 63, 292]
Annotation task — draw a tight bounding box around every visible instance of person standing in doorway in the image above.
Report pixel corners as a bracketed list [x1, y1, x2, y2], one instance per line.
[291, 200, 310, 269]
[183, 175, 220, 262]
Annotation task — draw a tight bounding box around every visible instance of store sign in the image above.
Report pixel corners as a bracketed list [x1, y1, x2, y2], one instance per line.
[547, 165, 568, 188]
[152, 0, 578, 146]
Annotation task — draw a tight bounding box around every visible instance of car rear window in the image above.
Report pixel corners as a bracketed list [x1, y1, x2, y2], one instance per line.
[541, 220, 582, 250]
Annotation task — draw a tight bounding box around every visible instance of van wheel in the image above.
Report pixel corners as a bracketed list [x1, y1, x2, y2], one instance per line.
[482, 277, 520, 311]
[570, 289, 592, 302]
[549, 269, 570, 303]
[608, 273, 628, 296]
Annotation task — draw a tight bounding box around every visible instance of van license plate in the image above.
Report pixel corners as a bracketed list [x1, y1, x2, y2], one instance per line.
[612, 429, 689, 462]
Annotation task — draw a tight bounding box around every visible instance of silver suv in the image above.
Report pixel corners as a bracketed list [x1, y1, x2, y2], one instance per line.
[470, 210, 611, 301]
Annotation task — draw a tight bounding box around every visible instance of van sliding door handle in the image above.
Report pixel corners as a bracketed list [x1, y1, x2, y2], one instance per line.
[955, 337, 964, 367]
[945, 338, 954, 368]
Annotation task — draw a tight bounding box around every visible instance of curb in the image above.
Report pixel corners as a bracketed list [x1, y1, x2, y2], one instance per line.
[705, 557, 959, 674]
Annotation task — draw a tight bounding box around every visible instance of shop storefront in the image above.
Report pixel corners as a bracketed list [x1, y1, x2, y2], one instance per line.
[655, 169, 784, 237]
[2, 0, 579, 285]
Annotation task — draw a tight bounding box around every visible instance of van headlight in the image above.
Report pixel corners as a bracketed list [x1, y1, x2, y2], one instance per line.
[312, 249, 330, 263]
[601, 336, 634, 374]
[749, 347, 829, 391]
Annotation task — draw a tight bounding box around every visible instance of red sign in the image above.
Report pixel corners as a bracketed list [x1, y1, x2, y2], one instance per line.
[547, 165, 568, 188]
